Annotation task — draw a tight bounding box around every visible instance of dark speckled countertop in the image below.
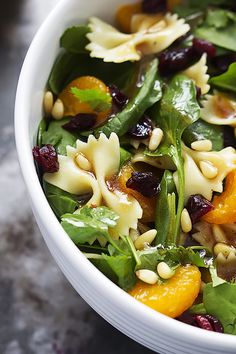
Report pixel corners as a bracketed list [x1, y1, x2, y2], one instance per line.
[0, 1, 155, 353]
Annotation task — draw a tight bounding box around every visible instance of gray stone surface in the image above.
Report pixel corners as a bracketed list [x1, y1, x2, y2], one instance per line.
[0, 1, 155, 353]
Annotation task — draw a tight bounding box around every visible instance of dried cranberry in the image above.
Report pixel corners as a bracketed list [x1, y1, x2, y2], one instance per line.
[194, 315, 223, 333]
[33, 144, 59, 173]
[224, 126, 236, 149]
[195, 86, 202, 100]
[192, 38, 216, 58]
[186, 194, 214, 224]
[142, 0, 167, 13]
[126, 172, 160, 198]
[159, 47, 195, 76]
[109, 85, 128, 110]
[211, 53, 236, 74]
[128, 115, 153, 140]
[63, 113, 97, 132]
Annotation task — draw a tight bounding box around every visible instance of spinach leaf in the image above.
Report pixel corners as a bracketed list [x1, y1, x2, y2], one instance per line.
[61, 206, 119, 246]
[183, 119, 224, 151]
[48, 52, 134, 95]
[203, 282, 236, 334]
[88, 253, 136, 291]
[60, 25, 90, 54]
[155, 171, 176, 246]
[195, 9, 236, 51]
[120, 147, 132, 167]
[37, 118, 47, 147]
[210, 63, 236, 93]
[94, 59, 162, 137]
[41, 118, 78, 155]
[148, 75, 200, 245]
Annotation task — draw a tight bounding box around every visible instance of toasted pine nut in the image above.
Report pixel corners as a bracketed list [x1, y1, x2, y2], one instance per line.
[135, 269, 158, 284]
[75, 153, 92, 171]
[181, 208, 192, 233]
[148, 128, 163, 151]
[214, 242, 234, 257]
[134, 229, 157, 250]
[157, 262, 175, 280]
[43, 91, 54, 116]
[191, 140, 212, 152]
[51, 99, 64, 120]
[212, 224, 227, 243]
[199, 160, 218, 179]
[216, 252, 227, 264]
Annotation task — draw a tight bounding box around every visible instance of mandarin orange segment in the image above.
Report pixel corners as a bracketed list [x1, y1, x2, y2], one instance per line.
[117, 163, 156, 222]
[59, 76, 111, 125]
[116, 3, 142, 33]
[203, 170, 236, 224]
[129, 265, 201, 318]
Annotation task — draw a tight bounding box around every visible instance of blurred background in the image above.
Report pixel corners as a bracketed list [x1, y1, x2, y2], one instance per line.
[0, 1, 154, 353]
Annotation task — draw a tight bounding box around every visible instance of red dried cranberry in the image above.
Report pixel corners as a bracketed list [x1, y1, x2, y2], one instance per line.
[128, 115, 153, 140]
[194, 315, 223, 333]
[159, 47, 195, 76]
[142, 0, 166, 13]
[195, 86, 202, 100]
[211, 53, 236, 74]
[109, 85, 128, 110]
[192, 38, 216, 58]
[186, 194, 214, 225]
[63, 113, 97, 132]
[126, 172, 160, 198]
[33, 145, 59, 173]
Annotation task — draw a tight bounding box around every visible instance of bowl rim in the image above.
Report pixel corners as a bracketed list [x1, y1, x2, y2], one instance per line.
[14, 0, 236, 350]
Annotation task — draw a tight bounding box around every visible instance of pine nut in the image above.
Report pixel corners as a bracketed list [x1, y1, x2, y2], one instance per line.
[216, 252, 227, 264]
[212, 224, 227, 243]
[51, 99, 64, 120]
[134, 229, 157, 250]
[181, 208, 192, 233]
[43, 91, 54, 116]
[75, 153, 92, 171]
[199, 160, 218, 179]
[214, 242, 234, 257]
[191, 140, 212, 152]
[157, 262, 175, 280]
[135, 269, 158, 284]
[148, 128, 163, 151]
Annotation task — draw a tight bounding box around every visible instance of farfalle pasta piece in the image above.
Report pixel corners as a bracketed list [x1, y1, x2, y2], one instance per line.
[86, 14, 190, 63]
[173, 145, 236, 202]
[44, 133, 142, 237]
[201, 92, 236, 126]
[182, 53, 210, 95]
[130, 13, 164, 32]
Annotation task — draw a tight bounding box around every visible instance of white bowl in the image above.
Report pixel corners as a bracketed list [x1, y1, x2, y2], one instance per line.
[15, 1, 236, 353]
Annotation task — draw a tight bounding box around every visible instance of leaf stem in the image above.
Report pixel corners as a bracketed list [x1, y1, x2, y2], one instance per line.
[124, 235, 141, 266]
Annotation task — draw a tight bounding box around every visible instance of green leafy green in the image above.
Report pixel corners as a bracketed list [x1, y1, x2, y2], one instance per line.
[71, 87, 112, 112]
[94, 59, 162, 137]
[120, 147, 132, 167]
[37, 118, 47, 147]
[209, 266, 226, 287]
[210, 63, 236, 93]
[155, 171, 176, 246]
[41, 118, 78, 155]
[183, 119, 224, 151]
[136, 246, 209, 272]
[48, 52, 134, 95]
[149, 75, 200, 245]
[195, 9, 236, 51]
[203, 282, 236, 334]
[60, 25, 90, 54]
[61, 206, 119, 246]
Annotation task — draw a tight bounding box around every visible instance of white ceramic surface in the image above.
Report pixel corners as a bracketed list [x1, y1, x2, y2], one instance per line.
[15, 1, 236, 353]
